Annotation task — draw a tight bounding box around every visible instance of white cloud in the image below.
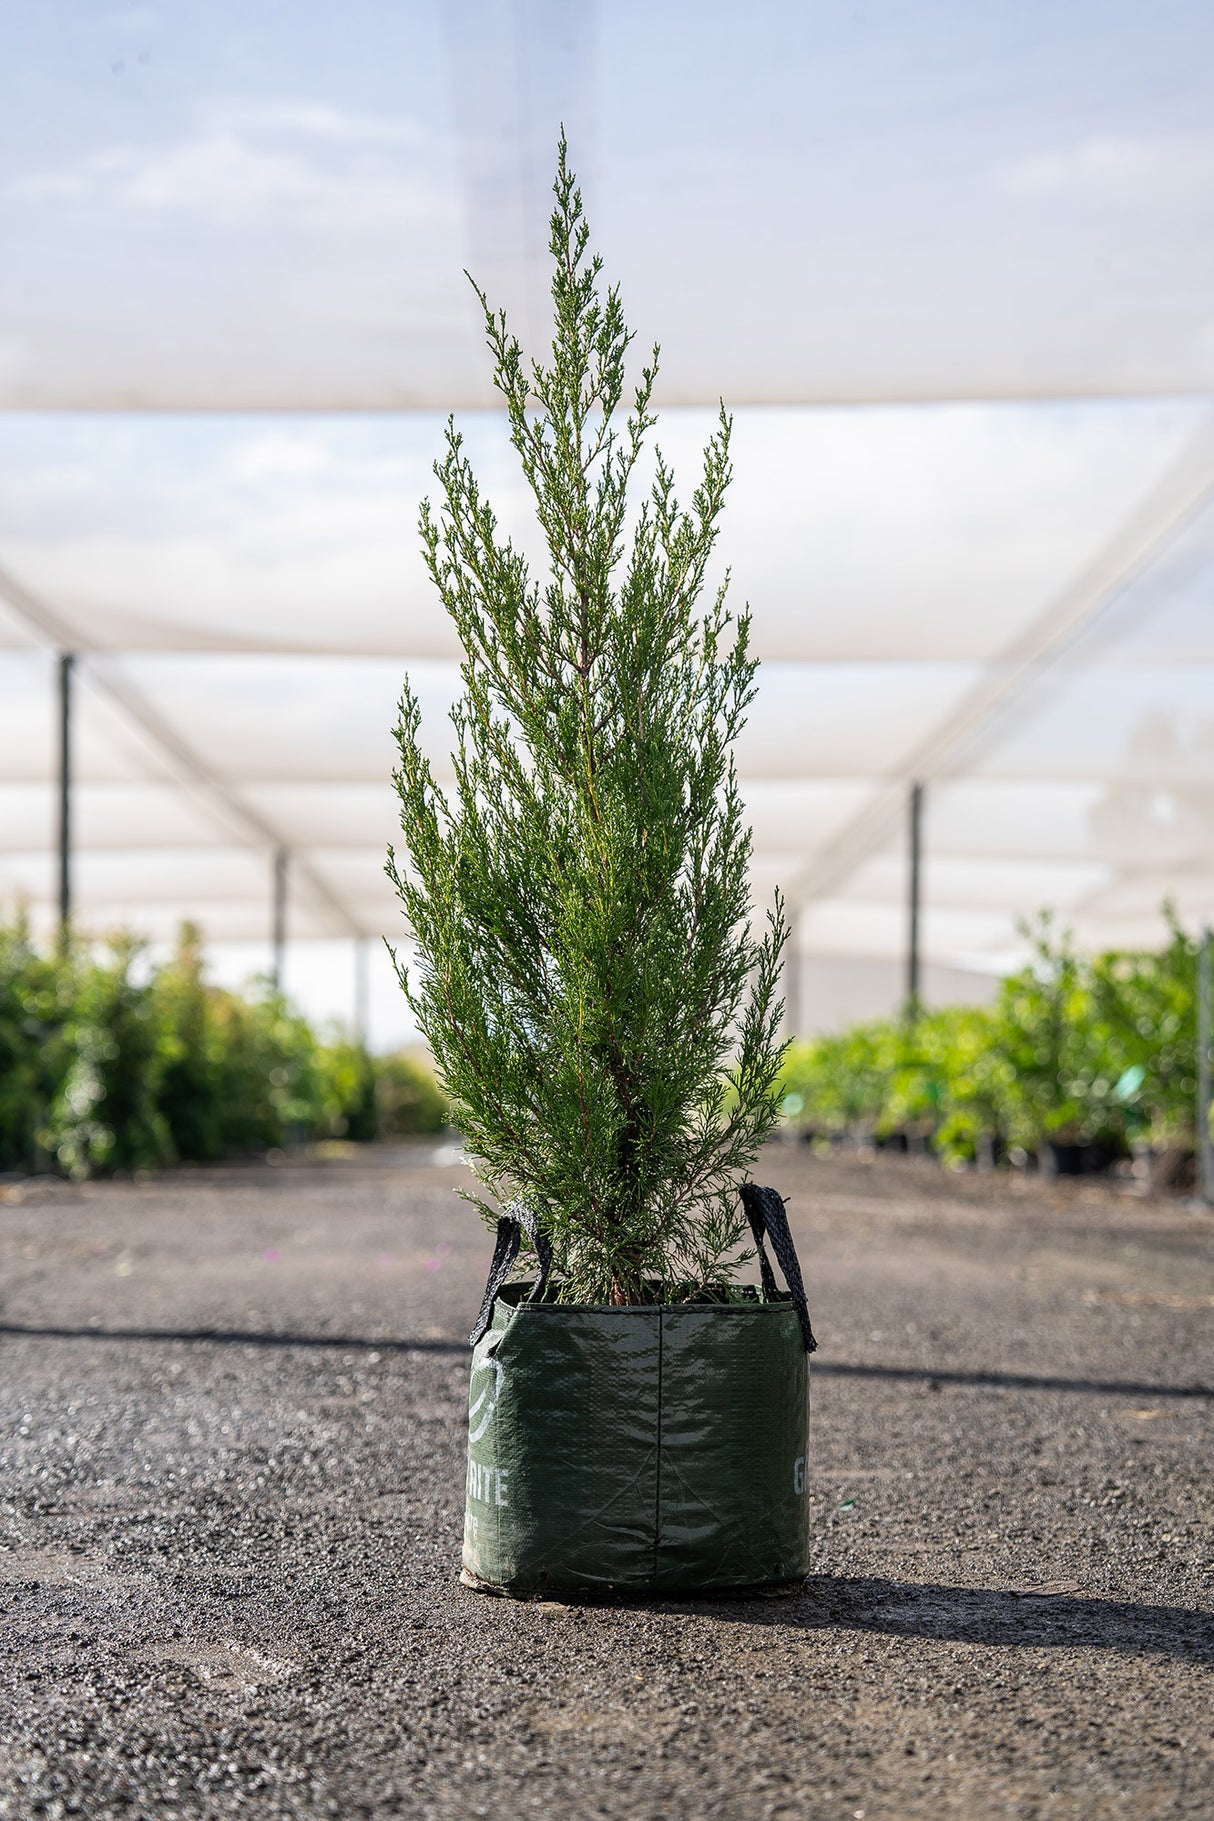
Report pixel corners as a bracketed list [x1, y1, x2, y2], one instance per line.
[6, 100, 449, 231]
[1000, 134, 1214, 206]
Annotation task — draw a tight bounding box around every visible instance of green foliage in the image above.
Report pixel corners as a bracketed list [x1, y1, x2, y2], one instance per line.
[776, 909, 1210, 1165]
[317, 1036, 382, 1144]
[45, 933, 174, 1178]
[0, 915, 446, 1177]
[151, 921, 231, 1163]
[992, 915, 1103, 1147]
[206, 988, 329, 1156]
[778, 1021, 895, 1138]
[917, 1006, 1015, 1163]
[1087, 911, 1200, 1147]
[388, 141, 788, 1302]
[374, 1052, 448, 1138]
[0, 910, 77, 1172]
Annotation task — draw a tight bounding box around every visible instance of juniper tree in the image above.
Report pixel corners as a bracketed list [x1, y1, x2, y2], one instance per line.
[388, 140, 788, 1305]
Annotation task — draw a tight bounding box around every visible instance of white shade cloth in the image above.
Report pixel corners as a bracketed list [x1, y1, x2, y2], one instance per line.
[2, 1, 1213, 1036]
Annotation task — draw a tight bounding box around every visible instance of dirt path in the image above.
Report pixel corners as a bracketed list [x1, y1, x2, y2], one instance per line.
[1, 1145, 1211, 1819]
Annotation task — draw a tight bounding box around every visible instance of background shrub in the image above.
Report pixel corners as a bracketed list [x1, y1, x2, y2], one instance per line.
[373, 1052, 448, 1138]
[777, 910, 1210, 1168]
[3, 907, 1204, 1181]
[0, 916, 447, 1177]
[0, 912, 78, 1173]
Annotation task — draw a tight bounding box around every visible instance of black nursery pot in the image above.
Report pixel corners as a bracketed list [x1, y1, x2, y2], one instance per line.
[1045, 1136, 1122, 1177]
[460, 1186, 816, 1599]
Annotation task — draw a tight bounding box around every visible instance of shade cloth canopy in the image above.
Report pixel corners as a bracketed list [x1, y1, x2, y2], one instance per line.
[2, 1, 1213, 1038]
[5, 0, 1214, 408]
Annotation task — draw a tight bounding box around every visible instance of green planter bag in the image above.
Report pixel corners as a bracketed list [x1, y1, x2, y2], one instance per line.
[461, 1183, 817, 1598]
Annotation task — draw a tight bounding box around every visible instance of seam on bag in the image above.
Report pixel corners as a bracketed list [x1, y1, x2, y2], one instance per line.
[653, 1306, 664, 1583]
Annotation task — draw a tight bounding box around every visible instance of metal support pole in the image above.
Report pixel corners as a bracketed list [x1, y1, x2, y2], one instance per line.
[57, 652, 74, 945]
[1199, 926, 1213, 1205]
[354, 936, 370, 1044]
[272, 847, 288, 995]
[906, 780, 923, 1020]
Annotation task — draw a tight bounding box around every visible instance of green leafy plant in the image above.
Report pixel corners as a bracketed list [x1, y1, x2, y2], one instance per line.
[45, 934, 174, 1179]
[315, 1035, 382, 1144]
[774, 907, 1211, 1176]
[918, 1005, 1013, 1163]
[152, 920, 232, 1163]
[0, 909, 77, 1173]
[994, 914, 1112, 1150]
[0, 913, 445, 1176]
[778, 1023, 894, 1140]
[388, 141, 788, 1304]
[373, 1051, 448, 1139]
[1088, 908, 1200, 1150]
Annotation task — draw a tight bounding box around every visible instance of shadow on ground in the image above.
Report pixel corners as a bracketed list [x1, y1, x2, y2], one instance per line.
[756, 1576, 1214, 1664]
[0, 1321, 470, 1356]
[2, 1322, 1209, 1400]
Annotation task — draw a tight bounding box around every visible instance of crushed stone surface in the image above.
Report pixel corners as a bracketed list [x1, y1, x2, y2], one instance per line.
[0, 1144, 1211, 1819]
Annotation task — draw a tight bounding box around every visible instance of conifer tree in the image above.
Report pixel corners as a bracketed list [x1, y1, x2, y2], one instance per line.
[388, 139, 788, 1305]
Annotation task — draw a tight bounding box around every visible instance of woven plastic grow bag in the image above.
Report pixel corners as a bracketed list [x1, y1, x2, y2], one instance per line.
[460, 1184, 816, 1598]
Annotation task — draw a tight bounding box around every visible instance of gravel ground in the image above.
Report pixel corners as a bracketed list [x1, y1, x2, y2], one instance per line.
[1, 1143, 1211, 1820]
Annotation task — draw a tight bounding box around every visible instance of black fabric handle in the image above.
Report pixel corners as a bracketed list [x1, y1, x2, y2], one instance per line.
[469, 1186, 815, 1352]
[739, 1181, 818, 1354]
[468, 1200, 553, 1346]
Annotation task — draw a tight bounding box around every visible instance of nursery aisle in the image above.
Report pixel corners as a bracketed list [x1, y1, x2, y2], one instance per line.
[1, 1145, 1210, 1820]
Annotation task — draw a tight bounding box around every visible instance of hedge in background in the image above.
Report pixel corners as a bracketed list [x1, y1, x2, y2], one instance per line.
[0, 916, 446, 1178]
[777, 912, 1209, 1166]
